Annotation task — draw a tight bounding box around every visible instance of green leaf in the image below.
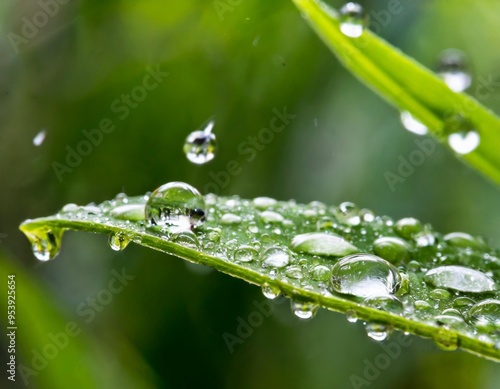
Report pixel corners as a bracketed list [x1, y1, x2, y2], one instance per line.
[20, 194, 500, 362]
[292, 0, 500, 184]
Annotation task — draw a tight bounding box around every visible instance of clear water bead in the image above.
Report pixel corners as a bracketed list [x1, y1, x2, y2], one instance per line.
[262, 283, 280, 299]
[373, 236, 411, 264]
[400, 111, 428, 135]
[262, 247, 290, 268]
[437, 49, 472, 92]
[183, 119, 217, 164]
[145, 182, 206, 231]
[448, 130, 480, 155]
[467, 299, 500, 333]
[339, 2, 366, 38]
[108, 233, 130, 251]
[291, 232, 359, 257]
[25, 228, 63, 261]
[291, 300, 318, 320]
[424, 266, 496, 293]
[365, 322, 392, 342]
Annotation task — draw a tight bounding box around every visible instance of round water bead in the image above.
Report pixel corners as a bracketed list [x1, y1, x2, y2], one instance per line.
[424, 265, 496, 293]
[108, 233, 130, 251]
[339, 2, 366, 38]
[291, 300, 318, 320]
[262, 283, 281, 299]
[261, 247, 291, 268]
[183, 119, 217, 164]
[365, 322, 392, 342]
[373, 236, 411, 264]
[467, 299, 500, 333]
[291, 232, 359, 257]
[394, 218, 423, 239]
[437, 49, 472, 93]
[145, 182, 206, 231]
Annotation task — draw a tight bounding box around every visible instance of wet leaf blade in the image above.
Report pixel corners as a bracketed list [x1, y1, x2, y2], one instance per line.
[19, 195, 500, 362]
[292, 0, 500, 183]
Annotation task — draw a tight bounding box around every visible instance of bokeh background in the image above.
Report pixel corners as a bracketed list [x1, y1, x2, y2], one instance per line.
[1, 0, 500, 388]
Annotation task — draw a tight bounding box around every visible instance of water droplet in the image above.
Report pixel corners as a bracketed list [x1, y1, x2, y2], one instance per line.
[25, 228, 63, 261]
[339, 2, 366, 38]
[33, 129, 47, 146]
[310, 265, 331, 281]
[262, 247, 290, 268]
[424, 265, 496, 293]
[437, 49, 471, 92]
[336, 202, 361, 226]
[400, 111, 428, 135]
[436, 308, 464, 326]
[285, 266, 304, 279]
[346, 310, 358, 323]
[291, 232, 359, 257]
[262, 283, 280, 299]
[453, 296, 475, 308]
[365, 322, 392, 342]
[108, 233, 130, 251]
[373, 237, 411, 264]
[360, 209, 375, 223]
[467, 299, 500, 333]
[444, 232, 485, 249]
[220, 213, 242, 225]
[234, 246, 258, 263]
[433, 328, 458, 351]
[430, 288, 451, 300]
[330, 254, 403, 298]
[171, 230, 200, 250]
[316, 217, 337, 230]
[291, 300, 318, 320]
[61, 203, 79, 212]
[364, 295, 404, 314]
[414, 300, 432, 310]
[444, 114, 480, 155]
[415, 233, 435, 248]
[183, 119, 217, 164]
[145, 182, 205, 231]
[260, 210, 284, 223]
[395, 218, 423, 239]
[110, 204, 146, 221]
[247, 223, 259, 234]
[253, 197, 277, 209]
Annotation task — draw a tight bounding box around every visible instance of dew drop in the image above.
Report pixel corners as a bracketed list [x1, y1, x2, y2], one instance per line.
[171, 230, 200, 250]
[433, 328, 458, 351]
[33, 129, 47, 146]
[262, 247, 290, 268]
[435, 308, 464, 326]
[220, 213, 242, 225]
[108, 233, 130, 251]
[445, 114, 480, 155]
[394, 217, 423, 239]
[291, 232, 359, 257]
[260, 210, 284, 223]
[339, 2, 366, 38]
[61, 203, 79, 213]
[145, 182, 205, 231]
[365, 322, 392, 342]
[346, 310, 358, 323]
[253, 197, 277, 209]
[453, 296, 475, 308]
[415, 233, 435, 248]
[285, 266, 304, 279]
[437, 49, 471, 92]
[373, 236, 411, 264]
[430, 288, 451, 300]
[414, 300, 432, 310]
[25, 228, 63, 261]
[110, 204, 146, 221]
[424, 265, 496, 293]
[336, 202, 361, 226]
[467, 299, 500, 333]
[234, 245, 258, 263]
[310, 265, 331, 281]
[291, 300, 318, 320]
[444, 232, 485, 249]
[400, 111, 428, 135]
[183, 119, 217, 164]
[262, 283, 281, 299]
[363, 295, 404, 314]
[330, 254, 402, 298]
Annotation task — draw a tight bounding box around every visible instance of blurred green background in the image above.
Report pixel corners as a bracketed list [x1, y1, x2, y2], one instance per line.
[2, 0, 500, 388]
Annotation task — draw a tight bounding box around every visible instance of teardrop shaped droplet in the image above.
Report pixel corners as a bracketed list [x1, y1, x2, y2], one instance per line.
[108, 233, 130, 251]
[262, 283, 281, 299]
[291, 232, 359, 257]
[373, 236, 411, 264]
[424, 266, 496, 293]
[33, 129, 47, 146]
[330, 254, 402, 298]
[145, 182, 205, 231]
[400, 111, 428, 135]
[437, 49, 471, 92]
[339, 2, 366, 38]
[183, 119, 217, 164]
[291, 300, 318, 320]
[365, 322, 392, 342]
[346, 310, 358, 323]
[24, 227, 64, 261]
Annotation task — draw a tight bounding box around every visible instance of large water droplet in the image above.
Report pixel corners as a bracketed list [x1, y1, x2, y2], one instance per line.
[339, 2, 366, 38]
[262, 283, 280, 299]
[25, 228, 63, 261]
[365, 322, 392, 342]
[183, 119, 217, 164]
[291, 300, 318, 320]
[373, 237, 411, 264]
[467, 299, 500, 333]
[330, 254, 402, 298]
[145, 182, 205, 231]
[108, 233, 130, 251]
[262, 247, 290, 268]
[291, 232, 359, 257]
[400, 111, 428, 135]
[424, 266, 496, 293]
[437, 49, 471, 92]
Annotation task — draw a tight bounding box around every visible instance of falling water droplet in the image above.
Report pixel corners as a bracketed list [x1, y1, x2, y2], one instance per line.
[339, 2, 366, 38]
[330, 254, 403, 298]
[291, 232, 359, 257]
[365, 322, 392, 342]
[25, 228, 63, 261]
[108, 233, 130, 251]
[262, 283, 280, 299]
[424, 266, 496, 293]
[262, 247, 290, 268]
[291, 300, 318, 320]
[437, 49, 472, 92]
[373, 236, 411, 264]
[183, 118, 217, 164]
[33, 129, 47, 146]
[145, 182, 206, 231]
[234, 245, 258, 263]
[400, 111, 428, 135]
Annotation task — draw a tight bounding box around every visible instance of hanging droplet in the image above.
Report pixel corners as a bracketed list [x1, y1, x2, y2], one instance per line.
[291, 300, 318, 320]
[365, 322, 392, 342]
[108, 233, 130, 251]
[444, 114, 480, 155]
[183, 118, 217, 164]
[346, 310, 358, 323]
[25, 228, 63, 261]
[424, 265, 496, 293]
[433, 328, 458, 351]
[339, 2, 366, 38]
[145, 182, 206, 231]
[330, 254, 403, 298]
[400, 111, 428, 135]
[234, 245, 258, 263]
[262, 283, 280, 299]
[291, 232, 359, 257]
[363, 295, 404, 314]
[373, 236, 411, 264]
[33, 129, 47, 146]
[437, 49, 472, 92]
[467, 299, 500, 333]
[262, 247, 290, 268]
